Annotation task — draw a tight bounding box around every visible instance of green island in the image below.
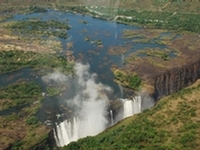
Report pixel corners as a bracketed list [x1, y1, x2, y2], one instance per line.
[1, 0, 200, 150]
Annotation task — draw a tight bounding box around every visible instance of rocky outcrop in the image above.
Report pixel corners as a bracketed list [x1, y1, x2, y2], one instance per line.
[154, 60, 200, 100]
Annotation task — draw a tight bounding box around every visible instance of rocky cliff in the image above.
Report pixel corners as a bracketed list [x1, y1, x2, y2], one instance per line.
[154, 60, 200, 100]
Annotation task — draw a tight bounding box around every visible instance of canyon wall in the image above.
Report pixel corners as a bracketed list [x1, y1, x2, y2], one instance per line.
[153, 60, 200, 100]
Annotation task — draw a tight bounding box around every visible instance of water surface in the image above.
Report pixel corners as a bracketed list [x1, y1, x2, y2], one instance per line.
[2, 9, 169, 120]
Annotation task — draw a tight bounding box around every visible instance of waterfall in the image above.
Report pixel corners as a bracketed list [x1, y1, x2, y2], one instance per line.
[54, 118, 80, 146]
[121, 53, 125, 65]
[50, 63, 148, 147]
[123, 99, 134, 118]
[133, 96, 142, 114]
[53, 96, 144, 147]
[48, 63, 111, 147]
[115, 31, 118, 39]
[56, 124, 65, 147]
[118, 83, 124, 98]
[53, 128, 60, 147]
[110, 110, 114, 125]
[122, 96, 142, 119]
[54, 116, 108, 147]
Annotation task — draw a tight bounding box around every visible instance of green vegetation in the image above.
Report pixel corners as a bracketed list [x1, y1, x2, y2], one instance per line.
[56, 5, 89, 14]
[90, 39, 103, 47]
[0, 82, 50, 150]
[138, 48, 174, 61]
[112, 69, 141, 90]
[63, 80, 200, 150]
[21, 132, 49, 150]
[26, 116, 39, 125]
[0, 14, 13, 22]
[62, 4, 200, 33]
[1, 1, 200, 149]
[84, 36, 91, 41]
[46, 86, 64, 97]
[79, 20, 88, 24]
[0, 82, 43, 111]
[5, 20, 70, 39]
[28, 6, 47, 14]
[123, 29, 140, 39]
[0, 50, 73, 150]
[8, 5, 47, 15]
[122, 29, 163, 43]
[108, 46, 130, 55]
[0, 50, 74, 75]
[2, 1, 200, 34]
[117, 9, 200, 33]
[9, 126, 50, 150]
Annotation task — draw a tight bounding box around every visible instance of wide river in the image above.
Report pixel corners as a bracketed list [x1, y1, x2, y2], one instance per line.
[2, 9, 167, 121]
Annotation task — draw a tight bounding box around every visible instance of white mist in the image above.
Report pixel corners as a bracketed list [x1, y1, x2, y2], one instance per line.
[44, 63, 155, 147]
[52, 63, 112, 146]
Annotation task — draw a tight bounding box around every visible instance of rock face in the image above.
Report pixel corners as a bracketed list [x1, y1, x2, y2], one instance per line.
[154, 60, 200, 100]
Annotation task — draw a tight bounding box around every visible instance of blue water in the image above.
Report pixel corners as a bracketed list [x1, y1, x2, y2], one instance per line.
[5, 9, 173, 96]
[2, 9, 174, 120]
